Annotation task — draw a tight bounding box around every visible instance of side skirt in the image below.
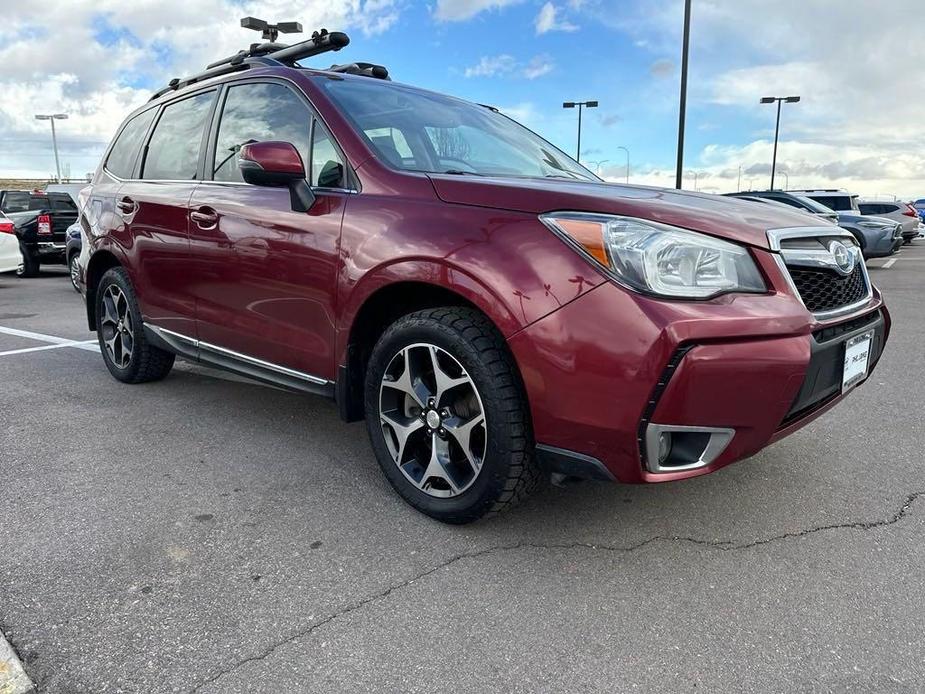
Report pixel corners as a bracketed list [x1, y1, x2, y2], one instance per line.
[144, 324, 335, 399]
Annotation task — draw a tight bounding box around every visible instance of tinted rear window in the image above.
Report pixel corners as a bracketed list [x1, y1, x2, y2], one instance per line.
[1, 191, 31, 213]
[142, 91, 215, 180]
[809, 195, 854, 211]
[106, 109, 156, 179]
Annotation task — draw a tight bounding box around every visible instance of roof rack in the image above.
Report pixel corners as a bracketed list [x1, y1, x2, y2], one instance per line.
[149, 23, 352, 101]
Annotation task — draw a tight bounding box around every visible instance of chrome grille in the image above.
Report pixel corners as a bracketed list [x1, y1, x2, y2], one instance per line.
[767, 227, 873, 319]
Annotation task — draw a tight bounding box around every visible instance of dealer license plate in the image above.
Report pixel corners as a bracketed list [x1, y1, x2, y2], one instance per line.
[842, 331, 873, 391]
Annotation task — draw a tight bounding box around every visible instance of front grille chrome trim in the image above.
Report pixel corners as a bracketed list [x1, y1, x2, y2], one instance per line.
[767, 227, 874, 320]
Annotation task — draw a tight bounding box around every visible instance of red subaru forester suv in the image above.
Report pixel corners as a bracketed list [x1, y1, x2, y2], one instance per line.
[77, 32, 889, 523]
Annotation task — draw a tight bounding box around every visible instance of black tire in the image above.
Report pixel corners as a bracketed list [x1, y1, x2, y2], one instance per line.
[17, 244, 39, 278]
[364, 307, 540, 524]
[96, 267, 175, 383]
[67, 253, 81, 292]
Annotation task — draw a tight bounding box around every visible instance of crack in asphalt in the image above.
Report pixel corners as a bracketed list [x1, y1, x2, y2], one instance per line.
[188, 489, 925, 692]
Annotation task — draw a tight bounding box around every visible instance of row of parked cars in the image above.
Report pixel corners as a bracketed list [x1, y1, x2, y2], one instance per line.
[726, 188, 923, 258]
[0, 187, 82, 282]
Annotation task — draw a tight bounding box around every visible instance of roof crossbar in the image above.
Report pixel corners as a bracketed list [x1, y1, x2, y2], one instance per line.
[149, 28, 350, 101]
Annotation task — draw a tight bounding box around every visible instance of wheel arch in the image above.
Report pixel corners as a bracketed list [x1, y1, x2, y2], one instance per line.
[84, 249, 123, 330]
[336, 276, 519, 423]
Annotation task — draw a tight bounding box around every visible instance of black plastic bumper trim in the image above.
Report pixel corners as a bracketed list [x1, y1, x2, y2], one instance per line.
[535, 444, 616, 482]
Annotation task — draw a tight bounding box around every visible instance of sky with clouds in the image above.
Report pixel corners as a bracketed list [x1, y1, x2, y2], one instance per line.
[0, 0, 922, 198]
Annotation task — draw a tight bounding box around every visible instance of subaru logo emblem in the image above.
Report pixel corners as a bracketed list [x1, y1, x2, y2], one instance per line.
[828, 240, 855, 275]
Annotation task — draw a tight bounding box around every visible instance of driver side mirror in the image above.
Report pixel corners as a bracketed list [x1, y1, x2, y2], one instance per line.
[238, 141, 315, 213]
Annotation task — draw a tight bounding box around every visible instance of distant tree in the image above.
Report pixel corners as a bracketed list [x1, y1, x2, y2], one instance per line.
[431, 128, 471, 161]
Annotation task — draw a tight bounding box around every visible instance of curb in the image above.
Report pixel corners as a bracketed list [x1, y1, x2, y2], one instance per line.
[0, 631, 34, 694]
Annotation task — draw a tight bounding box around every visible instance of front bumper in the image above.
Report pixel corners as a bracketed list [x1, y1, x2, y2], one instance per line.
[508, 250, 889, 484]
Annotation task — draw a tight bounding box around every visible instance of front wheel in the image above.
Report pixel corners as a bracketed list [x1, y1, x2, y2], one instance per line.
[96, 267, 175, 383]
[364, 307, 539, 524]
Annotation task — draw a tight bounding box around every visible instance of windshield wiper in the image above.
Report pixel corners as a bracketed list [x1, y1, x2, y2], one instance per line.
[442, 169, 484, 176]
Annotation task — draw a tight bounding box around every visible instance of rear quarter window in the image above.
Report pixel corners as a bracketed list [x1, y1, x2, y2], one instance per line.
[106, 109, 157, 179]
[1, 191, 31, 213]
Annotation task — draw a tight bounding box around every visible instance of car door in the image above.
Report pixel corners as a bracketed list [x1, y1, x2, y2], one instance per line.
[187, 80, 349, 382]
[118, 89, 218, 338]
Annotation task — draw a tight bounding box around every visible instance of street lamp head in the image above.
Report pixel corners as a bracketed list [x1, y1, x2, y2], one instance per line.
[759, 97, 776, 104]
[586, 101, 599, 108]
[785, 96, 801, 103]
[562, 102, 576, 108]
[53, 113, 69, 119]
[34, 114, 52, 120]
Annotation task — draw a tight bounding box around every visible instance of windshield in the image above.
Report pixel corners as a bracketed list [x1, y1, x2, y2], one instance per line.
[319, 77, 598, 182]
[792, 195, 837, 215]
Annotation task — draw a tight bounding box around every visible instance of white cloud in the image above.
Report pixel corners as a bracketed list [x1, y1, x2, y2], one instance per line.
[464, 54, 517, 78]
[0, 0, 401, 178]
[522, 55, 554, 80]
[464, 54, 554, 80]
[534, 2, 578, 34]
[613, 0, 925, 199]
[434, 0, 523, 22]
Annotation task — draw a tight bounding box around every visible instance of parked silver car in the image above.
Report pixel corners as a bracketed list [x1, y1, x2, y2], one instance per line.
[858, 199, 920, 243]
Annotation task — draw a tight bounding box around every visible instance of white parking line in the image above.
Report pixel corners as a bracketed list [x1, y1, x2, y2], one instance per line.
[0, 324, 100, 354]
[883, 258, 898, 269]
[0, 341, 98, 357]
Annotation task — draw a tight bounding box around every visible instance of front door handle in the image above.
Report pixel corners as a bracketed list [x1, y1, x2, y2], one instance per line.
[116, 197, 136, 215]
[190, 206, 219, 229]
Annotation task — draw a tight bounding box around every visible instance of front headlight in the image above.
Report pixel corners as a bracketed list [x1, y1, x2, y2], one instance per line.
[540, 212, 766, 299]
[857, 220, 892, 230]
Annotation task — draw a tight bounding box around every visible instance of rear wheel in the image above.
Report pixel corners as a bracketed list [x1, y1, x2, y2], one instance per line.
[364, 307, 539, 524]
[96, 267, 174, 383]
[17, 244, 39, 278]
[67, 253, 80, 291]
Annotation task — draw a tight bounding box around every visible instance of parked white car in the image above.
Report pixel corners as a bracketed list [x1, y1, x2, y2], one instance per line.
[0, 213, 23, 274]
[858, 199, 920, 243]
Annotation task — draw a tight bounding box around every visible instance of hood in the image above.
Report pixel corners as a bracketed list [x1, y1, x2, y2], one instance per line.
[428, 175, 824, 250]
[837, 213, 895, 225]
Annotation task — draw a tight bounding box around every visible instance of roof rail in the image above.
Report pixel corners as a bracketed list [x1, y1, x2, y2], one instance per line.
[149, 27, 350, 101]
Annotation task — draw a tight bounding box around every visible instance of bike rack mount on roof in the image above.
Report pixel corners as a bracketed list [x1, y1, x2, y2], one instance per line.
[149, 19, 387, 101]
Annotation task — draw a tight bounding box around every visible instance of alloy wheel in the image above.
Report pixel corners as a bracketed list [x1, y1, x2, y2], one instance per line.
[69, 256, 80, 290]
[378, 343, 488, 498]
[100, 284, 134, 369]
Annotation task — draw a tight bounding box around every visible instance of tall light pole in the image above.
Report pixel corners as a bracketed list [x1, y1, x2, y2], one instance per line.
[687, 169, 700, 191]
[674, 0, 692, 189]
[617, 146, 630, 183]
[562, 100, 598, 162]
[760, 95, 799, 190]
[586, 159, 610, 176]
[35, 113, 68, 183]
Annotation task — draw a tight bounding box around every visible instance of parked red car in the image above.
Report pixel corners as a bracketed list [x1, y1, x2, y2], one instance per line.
[77, 34, 890, 523]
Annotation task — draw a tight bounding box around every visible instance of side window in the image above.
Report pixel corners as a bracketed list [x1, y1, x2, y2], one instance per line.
[883, 204, 898, 214]
[105, 109, 156, 179]
[311, 121, 347, 189]
[50, 195, 77, 212]
[773, 196, 803, 209]
[142, 91, 215, 180]
[212, 82, 313, 183]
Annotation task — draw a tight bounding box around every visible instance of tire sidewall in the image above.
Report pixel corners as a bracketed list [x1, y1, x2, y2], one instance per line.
[364, 315, 525, 522]
[68, 254, 80, 291]
[96, 268, 142, 382]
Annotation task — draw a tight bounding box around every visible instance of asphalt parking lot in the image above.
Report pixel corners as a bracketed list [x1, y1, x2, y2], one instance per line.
[2, 244, 924, 693]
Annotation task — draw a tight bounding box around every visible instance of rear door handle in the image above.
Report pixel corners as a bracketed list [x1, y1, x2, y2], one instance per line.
[116, 197, 136, 215]
[190, 206, 219, 229]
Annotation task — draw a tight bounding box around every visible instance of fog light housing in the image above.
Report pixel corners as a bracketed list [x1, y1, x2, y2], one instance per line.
[645, 424, 735, 474]
[657, 432, 672, 463]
